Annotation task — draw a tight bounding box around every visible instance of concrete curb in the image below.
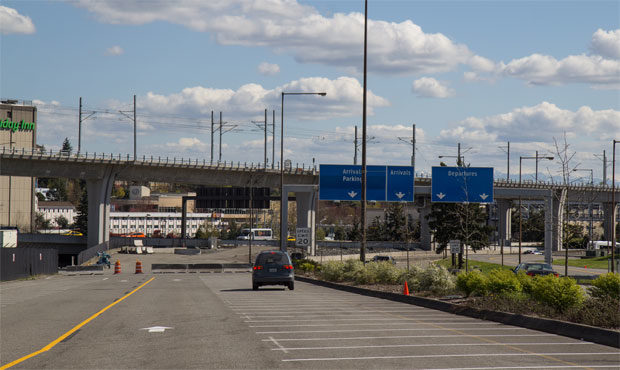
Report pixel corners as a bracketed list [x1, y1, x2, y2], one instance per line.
[295, 276, 620, 349]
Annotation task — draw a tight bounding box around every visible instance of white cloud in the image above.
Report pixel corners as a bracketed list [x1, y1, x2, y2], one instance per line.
[412, 77, 454, 98]
[467, 29, 620, 89]
[0, 6, 35, 35]
[140, 76, 390, 120]
[105, 45, 124, 56]
[73, 0, 481, 75]
[166, 137, 208, 151]
[439, 101, 620, 144]
[590, 28, 620, 59]
[257, 62, 280, 76]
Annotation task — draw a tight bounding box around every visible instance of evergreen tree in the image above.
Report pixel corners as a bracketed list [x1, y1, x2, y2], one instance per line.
[75, 185, 88, 234]
[35, 212, 50, 230]
[384, 203, 414, 242]
[55, 215, 69, 229]
[61, 137, 72, 154]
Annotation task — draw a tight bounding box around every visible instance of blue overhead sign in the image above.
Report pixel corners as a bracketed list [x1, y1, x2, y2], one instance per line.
[319, 164, 414, 202]
[431, 166, 494, 203]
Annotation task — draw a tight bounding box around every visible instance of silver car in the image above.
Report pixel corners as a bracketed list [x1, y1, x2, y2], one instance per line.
[252, 250, 295, 290]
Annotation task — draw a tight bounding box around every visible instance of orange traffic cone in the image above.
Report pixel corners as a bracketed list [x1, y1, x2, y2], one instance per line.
[403, 281, 410, 296]
[135, 260, 143, 274]
[114, 260, 121, 274]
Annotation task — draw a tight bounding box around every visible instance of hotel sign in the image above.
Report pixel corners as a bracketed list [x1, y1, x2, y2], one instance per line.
[1, 119, 35, 132]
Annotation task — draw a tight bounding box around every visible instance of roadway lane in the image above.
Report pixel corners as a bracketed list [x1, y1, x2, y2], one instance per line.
[2, 272, 619, 369]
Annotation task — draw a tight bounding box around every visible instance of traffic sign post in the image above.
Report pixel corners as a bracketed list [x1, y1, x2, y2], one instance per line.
[431, 166, 494, 203]
[449, 239, 461, 269]
[295, 227, 311, 247]
[319, 164, 414, 202]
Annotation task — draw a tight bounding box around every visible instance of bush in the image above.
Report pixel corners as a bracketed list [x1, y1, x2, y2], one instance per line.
[293, 258, 320, 272]
[530, 275, 584, 312]
[413, 264, 455, 294]
[371, 262, 401, 284]
[320, 261, 346, 281]
[486, 269, 522, 296]
[589, 273, 620, 301]
[456, 270, 488, 297]
[563, 296, 620, 329]
[515, 271, 535, 294]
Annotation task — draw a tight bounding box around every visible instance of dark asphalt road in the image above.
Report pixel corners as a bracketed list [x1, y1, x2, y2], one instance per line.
[2, 269, 619, 369]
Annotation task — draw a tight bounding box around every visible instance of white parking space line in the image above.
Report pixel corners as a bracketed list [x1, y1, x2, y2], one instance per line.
[236, 309, 432, 314]
[268, 336, 288, 354]
[243, 313, 451, 318]
[250, 321, 492, 328]
[270, 342, 596, 351]
[281, 352, 620, 362]
[261, 334, 560, 342]
[256, 327, 529, 334]
[245, 316, 472, 322]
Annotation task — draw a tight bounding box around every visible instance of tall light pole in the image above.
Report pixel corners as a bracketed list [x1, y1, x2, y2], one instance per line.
[519, 155, 553, 263]
[573, 168, 594, 250]
[280, 91, 326, 250]
[612, 140, 618, 272]
[360, 0, 369, 263]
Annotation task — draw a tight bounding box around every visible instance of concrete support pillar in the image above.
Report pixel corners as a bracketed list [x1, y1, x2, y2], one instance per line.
[602, 202, 618, 242]
[544, 192, 553, 264]
[418, 200, 431, 251]
[551, 188, 567, 252]
[86, 173, 115, 248]
[281, 184, 317, 255]
[496, 199, 512, 243]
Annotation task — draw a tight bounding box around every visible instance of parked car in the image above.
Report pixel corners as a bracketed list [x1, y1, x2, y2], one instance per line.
[513, 262, 558, 277]
[524, 249, 543, 255]
[62, 230, 83, 236]
[371, 255, 396, 265]
[252, 250, 295, 290]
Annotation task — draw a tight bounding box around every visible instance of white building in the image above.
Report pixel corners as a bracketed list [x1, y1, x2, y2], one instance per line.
[109, 212, 217, 237]
[37, 201, 77, 227]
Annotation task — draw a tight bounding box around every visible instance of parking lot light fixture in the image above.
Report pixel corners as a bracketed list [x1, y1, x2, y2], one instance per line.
[280, 91, 326, 250]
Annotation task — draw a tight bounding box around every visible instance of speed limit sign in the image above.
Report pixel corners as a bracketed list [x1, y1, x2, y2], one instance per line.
[295, 227, 311, 247]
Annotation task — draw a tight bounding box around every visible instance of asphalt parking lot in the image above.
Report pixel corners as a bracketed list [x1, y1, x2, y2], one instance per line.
[2, 248, 619, 369]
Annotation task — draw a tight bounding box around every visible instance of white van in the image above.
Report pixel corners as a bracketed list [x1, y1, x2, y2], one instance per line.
[588, 241, 620, 250]
[237, 228, 273, 241]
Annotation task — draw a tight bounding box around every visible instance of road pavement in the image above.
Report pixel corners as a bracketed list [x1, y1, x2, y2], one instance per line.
[1, 247, 618, 369]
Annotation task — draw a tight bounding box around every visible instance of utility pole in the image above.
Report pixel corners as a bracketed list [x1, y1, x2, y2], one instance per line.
[264, 109, 268, 167]
[219, 111, 222, 162]
[78, 97, 82, 155]
[360, 0, 368, 263]
[595, 150, 608, 185]
[272, 110, 275, 169]
[354, 126, 358, 165]
[507, 141, 510, 180]
[133, 95, 136, 160]
[118, 95, 137, 159]
[411, 124, 416, 167]
[211, 111, 214, 163]
[458, 142, 462, 166]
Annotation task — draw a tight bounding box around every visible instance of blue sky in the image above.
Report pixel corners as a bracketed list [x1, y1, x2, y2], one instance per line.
[1, 0, 619, 184]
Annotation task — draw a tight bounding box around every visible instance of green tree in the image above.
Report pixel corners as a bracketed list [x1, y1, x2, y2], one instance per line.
[55, 215, 69, 229]
[74, 184, 88, 234]
[334, 226, 346, 241]
[347, 214, 362, 241]
[367, 216, 385, 241]
[36, 192, 46, 202]
[61, 137, 72, 154]
[195, 223, 220, 239]
[46, 178, 68, 201]
[316, 228, 326, 241]
[35, 212, 51, 230]
[384, 203, 415, 242]
[427, 202, 493, 268]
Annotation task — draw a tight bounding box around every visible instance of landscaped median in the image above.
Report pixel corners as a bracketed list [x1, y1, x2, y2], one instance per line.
[293, 258, 620, 348]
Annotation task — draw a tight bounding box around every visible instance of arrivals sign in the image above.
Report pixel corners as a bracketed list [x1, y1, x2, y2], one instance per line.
[1, 119, 35, 132]
[319, 164, 415, 202]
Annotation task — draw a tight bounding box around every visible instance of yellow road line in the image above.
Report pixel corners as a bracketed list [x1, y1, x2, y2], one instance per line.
[371, 303, 592, 370]
[0, 277, 155, 370]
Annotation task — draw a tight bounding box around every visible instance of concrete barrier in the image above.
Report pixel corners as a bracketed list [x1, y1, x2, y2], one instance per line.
[151, 263, 251, 273]
[295, 276, 620, 349]
[60, 265, 104, 275]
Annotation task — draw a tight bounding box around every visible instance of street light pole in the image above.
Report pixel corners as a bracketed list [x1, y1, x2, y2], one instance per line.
[612, 140, 618, 273]
[360, 0, 368, 263]
[280, 92, 326, 250]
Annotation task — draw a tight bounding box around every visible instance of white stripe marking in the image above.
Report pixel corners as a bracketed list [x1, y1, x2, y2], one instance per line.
[272, 342, 593, 351]
[261, 334, 558, 342]
[250, 321, 489, 328]
[268, 336, 288, 354]
[282, 352, 620, 362]
[244, 315, 454, 322]
[257, 327, 531, 334]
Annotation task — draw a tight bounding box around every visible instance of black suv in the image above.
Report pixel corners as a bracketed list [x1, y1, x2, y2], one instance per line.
[252, 250, 295, 290]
